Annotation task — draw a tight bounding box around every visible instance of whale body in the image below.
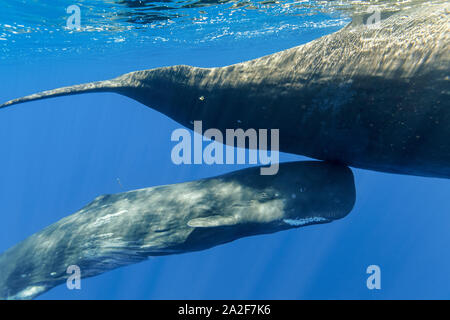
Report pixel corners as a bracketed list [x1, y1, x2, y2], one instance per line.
[1, 2, 449, 178]
[0, 161, 355, 299]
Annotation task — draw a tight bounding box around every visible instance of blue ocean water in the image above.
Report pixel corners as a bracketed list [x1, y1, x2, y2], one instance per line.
[0, 0, 449, 299]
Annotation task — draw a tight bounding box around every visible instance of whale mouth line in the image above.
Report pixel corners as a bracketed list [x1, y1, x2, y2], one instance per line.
[283, 217, 329, 226]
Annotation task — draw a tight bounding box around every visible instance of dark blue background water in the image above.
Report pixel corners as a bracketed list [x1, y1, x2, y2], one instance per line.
[0, 0, 449, 299]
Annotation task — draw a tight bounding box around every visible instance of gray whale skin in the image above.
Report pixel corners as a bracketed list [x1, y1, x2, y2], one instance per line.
[1, 2, 449, 178]
[0, 161, 355, 300]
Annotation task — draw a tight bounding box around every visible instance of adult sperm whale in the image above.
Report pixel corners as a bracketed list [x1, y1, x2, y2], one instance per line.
[1, 2, 449, 178]
[0, 161, 355, 300]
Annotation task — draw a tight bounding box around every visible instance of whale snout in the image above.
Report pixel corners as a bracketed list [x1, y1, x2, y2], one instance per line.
[272, 162, 356, 227]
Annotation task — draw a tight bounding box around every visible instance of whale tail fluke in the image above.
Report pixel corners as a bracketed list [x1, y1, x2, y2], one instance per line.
[0, 79, 122, 110]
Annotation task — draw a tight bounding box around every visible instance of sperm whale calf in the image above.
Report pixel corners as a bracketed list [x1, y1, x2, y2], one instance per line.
[0, 161, 355, 299]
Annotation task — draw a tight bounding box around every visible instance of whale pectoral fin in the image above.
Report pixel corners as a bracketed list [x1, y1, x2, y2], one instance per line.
[187, 215, 238, 228]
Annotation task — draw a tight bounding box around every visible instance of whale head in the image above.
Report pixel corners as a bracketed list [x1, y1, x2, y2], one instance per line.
[182, 161, 356, 251]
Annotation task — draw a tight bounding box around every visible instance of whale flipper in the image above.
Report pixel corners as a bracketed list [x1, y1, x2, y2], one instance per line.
[187, 215, 238, 228]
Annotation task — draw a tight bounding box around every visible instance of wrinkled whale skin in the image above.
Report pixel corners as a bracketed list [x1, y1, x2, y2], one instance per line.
[0, 161, 355, 300]
[1, 2, 449, 178]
